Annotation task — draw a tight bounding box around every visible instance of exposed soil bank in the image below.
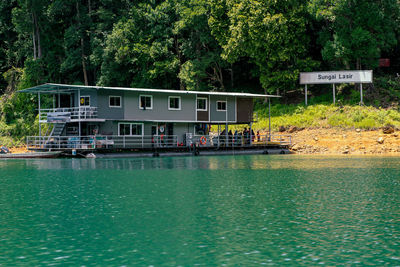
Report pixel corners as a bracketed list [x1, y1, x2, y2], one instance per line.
[287, 127, 400, 154]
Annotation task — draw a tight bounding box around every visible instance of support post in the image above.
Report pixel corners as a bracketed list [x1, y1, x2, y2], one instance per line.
[78, 89, 81, 139]
[360, 83, 363, 105]
[217, 124, 220, 148]
[305, 84, 308, 106]
[38, 92, 41, 138]
[225, 97, 228, 148]
[333, 84, 336, 104]
[268, 98, 271, 142]
[249, 122, 253, 146]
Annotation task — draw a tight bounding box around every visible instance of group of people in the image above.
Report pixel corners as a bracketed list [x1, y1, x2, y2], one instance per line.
[219, 128, 260, 146]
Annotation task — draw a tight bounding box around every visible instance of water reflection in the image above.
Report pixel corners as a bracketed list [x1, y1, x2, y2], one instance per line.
[1, 154, 399, 171]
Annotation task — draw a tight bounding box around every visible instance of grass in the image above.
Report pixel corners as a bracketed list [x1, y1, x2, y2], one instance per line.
[253, 104, 400, 131]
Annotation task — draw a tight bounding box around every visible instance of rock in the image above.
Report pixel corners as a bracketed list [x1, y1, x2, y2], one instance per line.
[377, 137, 385, 144]
[279, 126, 286, 132]
[291, 144, 300, 151]
[288, 126, 298, 133]
[314, 137, 319, 141]
[356, 128, 361, 133]
[342, 149, 350, 154]
[342, 134, 347, 138]
[382, 125, 395, 134]
[393, 133, 398, 137]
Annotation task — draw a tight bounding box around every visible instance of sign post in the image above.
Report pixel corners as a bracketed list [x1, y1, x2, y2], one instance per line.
[305, 84, 308, 106]
[300, 70, 372, 105]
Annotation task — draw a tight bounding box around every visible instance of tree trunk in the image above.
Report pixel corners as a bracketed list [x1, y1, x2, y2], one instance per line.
[76, 1, 89, 86]
[175, 36, 184, 90]
[31, 13, 36, 59]
[88, 0, 92, 14]
[32, 31, 36, 60]
[33, 12, 42, 59]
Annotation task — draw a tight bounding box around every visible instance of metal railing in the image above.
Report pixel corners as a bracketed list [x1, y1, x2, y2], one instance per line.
[186, 133, 292, 148]
[27, 133, 291, 151]
[27, 135, 179, 150]
[39, 107, 98, 122]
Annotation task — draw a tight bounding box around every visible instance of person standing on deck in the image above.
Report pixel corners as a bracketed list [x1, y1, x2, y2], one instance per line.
[221, 129, 226, 147]
[228, 130, 233, 147]
[234, 130, 238, 146]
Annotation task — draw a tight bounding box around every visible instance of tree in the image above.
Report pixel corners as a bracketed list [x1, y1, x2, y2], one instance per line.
[316, 0, 400, 70]
[175, 0, 228, 91]
[209, 0, 318, 94]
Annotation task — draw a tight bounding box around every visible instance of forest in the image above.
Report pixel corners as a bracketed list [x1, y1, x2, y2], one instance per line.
[0, 0, 399, 143]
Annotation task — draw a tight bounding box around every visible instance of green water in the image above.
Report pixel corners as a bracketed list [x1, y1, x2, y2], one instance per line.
[1, 155, 400, 266]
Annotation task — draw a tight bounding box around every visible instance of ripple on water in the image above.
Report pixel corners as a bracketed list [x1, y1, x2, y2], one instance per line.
[0, 156, 399, 266]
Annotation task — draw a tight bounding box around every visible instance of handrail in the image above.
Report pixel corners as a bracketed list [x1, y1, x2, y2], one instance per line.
[26, 135, 179, 150]
[187, 133, 292, 147]
[26, 133, 291, 150]
[39, 106, 98, 121]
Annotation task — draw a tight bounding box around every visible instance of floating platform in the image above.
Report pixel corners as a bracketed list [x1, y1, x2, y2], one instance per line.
[82, 145, 291, 158]
[0, 151, 62, 159]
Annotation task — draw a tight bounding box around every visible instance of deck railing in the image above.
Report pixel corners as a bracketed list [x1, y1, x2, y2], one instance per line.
[26, 135, 179, 150]
[39, 107, 98, 122]
[27, 134, 291, 150]
[187, 133, 291, 148]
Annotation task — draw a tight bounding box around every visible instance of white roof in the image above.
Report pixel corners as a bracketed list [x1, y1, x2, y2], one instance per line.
[20, 83, 280, 98]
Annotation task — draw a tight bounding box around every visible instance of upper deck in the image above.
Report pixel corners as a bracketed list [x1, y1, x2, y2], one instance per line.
[21, 83, 280, 124]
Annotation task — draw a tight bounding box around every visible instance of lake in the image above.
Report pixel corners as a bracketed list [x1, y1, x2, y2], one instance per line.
[0, 155, 399, 266]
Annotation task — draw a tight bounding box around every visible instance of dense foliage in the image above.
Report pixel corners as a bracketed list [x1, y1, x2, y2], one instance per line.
[0, 0, 399, 142]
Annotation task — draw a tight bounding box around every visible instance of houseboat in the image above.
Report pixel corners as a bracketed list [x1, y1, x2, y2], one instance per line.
[20, 83, 291, 156]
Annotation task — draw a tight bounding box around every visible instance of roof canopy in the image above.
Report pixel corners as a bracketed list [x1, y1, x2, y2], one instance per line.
[19, 83, 280, 98]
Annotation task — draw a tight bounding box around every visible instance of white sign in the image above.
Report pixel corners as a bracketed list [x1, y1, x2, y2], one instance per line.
[300, 70, 373, 84]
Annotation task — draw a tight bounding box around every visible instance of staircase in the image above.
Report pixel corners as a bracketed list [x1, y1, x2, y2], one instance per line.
[50, 123, 66, 136]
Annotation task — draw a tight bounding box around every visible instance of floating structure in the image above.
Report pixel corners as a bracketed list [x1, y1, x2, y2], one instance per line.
[20, 83, 291, 156]
[0, 151, 61, 159]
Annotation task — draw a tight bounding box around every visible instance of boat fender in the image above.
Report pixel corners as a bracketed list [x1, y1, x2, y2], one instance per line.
[153, 152, 160, 157]
[263, 150, 269, 155]
[194, 150, 200, 156]
[86, 153, 96, 158]
[280, 150, 286, 154]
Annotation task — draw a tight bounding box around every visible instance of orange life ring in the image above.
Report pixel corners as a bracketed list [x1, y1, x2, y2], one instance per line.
[200, 136, 207, 145]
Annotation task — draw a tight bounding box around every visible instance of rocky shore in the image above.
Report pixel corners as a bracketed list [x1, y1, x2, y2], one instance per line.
[285, 126, 400, 155]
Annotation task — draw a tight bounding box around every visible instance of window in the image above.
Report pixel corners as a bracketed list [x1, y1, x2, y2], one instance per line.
[80, 96, 90, 106]
[118, 123, 143, 136]
[139, 95, 152, 110]
[216, 101, 227, 111]
[197, 97, 207, 111]
[168, 96, 181, 110]
[109, 96, 121, 107]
